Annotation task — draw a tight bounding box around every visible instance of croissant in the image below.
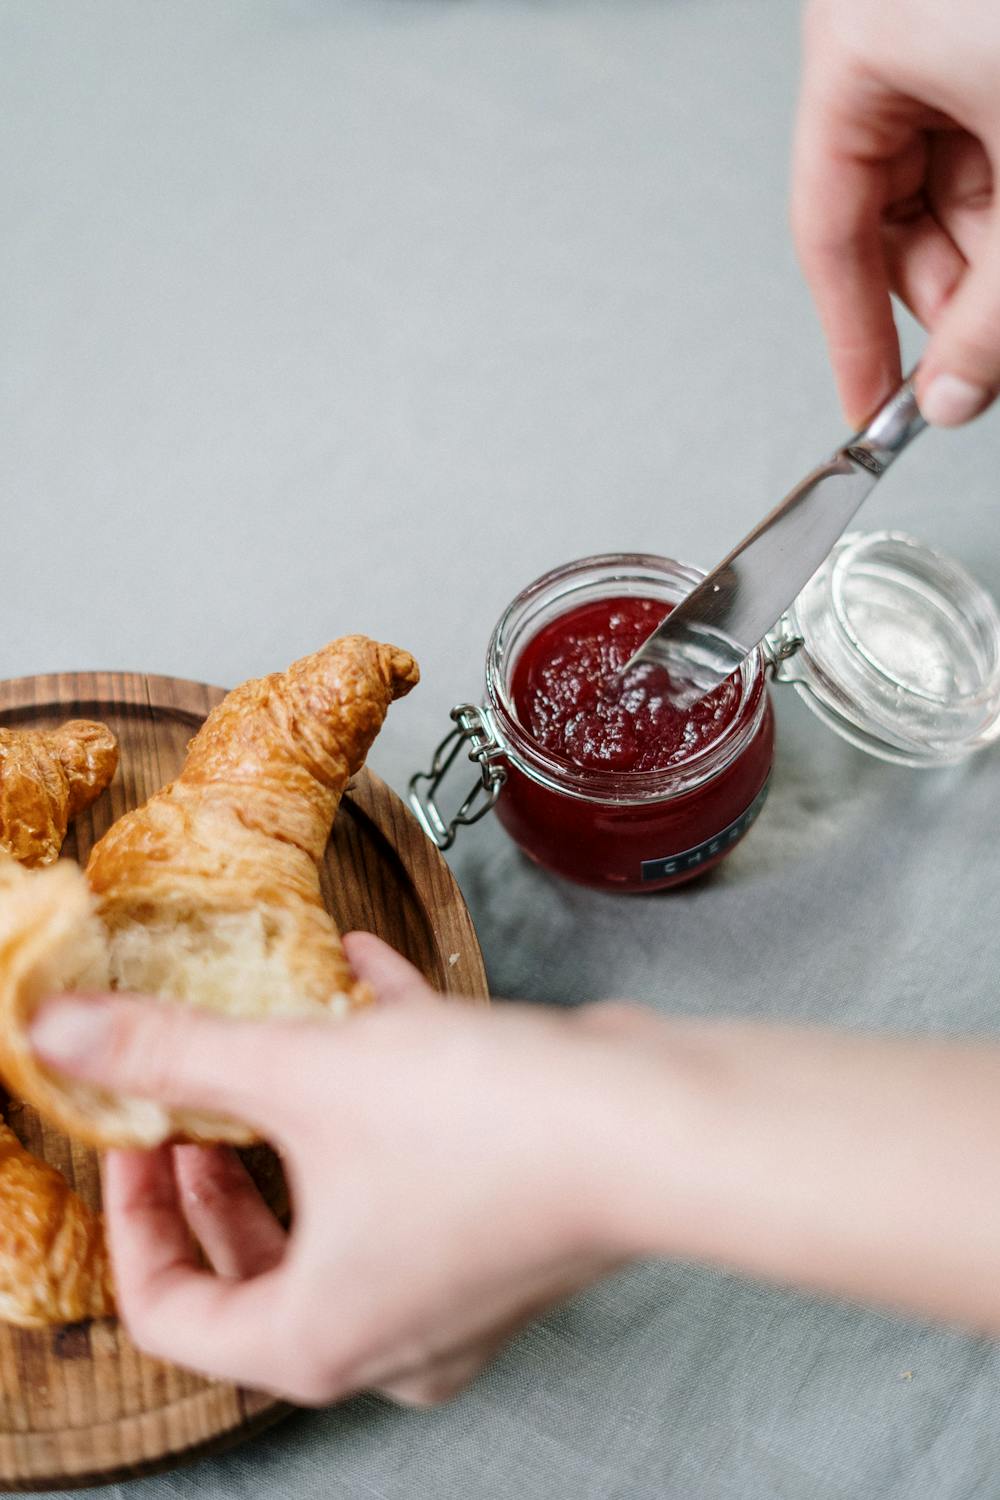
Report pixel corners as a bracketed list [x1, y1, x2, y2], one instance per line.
[0, 722, 118, 867]
[0, 637, 418, 1149]
[0, 1114, 114, 1327]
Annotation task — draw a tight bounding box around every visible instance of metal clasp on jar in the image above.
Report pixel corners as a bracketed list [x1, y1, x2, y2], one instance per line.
[408, 703, 508, 850]
[761, 618, 806, 681]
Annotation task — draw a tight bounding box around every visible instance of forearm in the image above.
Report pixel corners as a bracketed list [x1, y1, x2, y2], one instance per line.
[617, 1020, 1000, 1333]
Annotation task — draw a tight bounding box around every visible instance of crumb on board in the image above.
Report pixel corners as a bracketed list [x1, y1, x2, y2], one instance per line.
[448, 952, 460, 966]
[899, 1371, 914, 1382]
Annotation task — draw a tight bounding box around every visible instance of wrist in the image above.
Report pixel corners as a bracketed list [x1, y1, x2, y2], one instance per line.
[566, 1008, 723, 1265]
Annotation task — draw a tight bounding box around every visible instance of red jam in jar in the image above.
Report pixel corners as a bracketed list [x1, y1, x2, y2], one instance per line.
[511, 596, 743, 774]
[486, 555, 775, 891]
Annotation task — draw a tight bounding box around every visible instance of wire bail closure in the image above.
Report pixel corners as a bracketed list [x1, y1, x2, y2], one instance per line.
[408, 703, 508, 850]
[761, 622, 805, 680]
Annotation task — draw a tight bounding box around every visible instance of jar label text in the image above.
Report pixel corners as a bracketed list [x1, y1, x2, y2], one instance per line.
[640, 779, 771, 882]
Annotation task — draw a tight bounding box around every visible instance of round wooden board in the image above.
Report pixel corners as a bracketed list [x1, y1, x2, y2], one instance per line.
[0, 671, 488, 1492]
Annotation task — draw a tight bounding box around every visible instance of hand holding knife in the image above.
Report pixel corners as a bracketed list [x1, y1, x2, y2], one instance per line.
[624, 377, 927, 708]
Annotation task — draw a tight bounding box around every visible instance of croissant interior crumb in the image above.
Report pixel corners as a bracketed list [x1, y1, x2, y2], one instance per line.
[0, 859, 358, 1147]
[106, 910, 351, 1021]
[27, 883, 174, 1145]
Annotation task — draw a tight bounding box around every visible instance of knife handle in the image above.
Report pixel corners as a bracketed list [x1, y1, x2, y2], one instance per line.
[842, 372, 926, 476]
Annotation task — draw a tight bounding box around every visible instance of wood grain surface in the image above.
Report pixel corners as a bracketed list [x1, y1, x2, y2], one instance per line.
[0, 671, 488, 1492]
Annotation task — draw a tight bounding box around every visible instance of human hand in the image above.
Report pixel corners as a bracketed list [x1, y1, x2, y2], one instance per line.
[30, 935, 1000, 1389]
[792, 0, 1000, 427]
[28, 936, 658, 1407]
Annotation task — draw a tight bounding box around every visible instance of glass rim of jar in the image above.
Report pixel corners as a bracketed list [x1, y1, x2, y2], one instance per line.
[483, 551, 769, 806]
[779, 528, 1000, 764]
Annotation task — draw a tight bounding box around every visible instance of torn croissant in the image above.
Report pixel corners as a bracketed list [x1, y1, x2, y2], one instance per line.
[0, 1114, 114, 1328]
[0, 637, 418, 1149]
[0, 721, 118, 867]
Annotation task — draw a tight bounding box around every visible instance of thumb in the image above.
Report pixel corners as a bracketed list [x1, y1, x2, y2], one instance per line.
[29, 994, 317, 1142]
[342, 931, 438, 1008]
[918, 214, 1000, 427]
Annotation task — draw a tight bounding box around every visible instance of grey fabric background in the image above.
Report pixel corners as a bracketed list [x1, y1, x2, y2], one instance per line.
[3, 1, 1000, 1495]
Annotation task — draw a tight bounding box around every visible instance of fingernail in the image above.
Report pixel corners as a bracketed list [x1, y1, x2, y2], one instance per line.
[918, 374, 990, 428]
[30, 999, 112, 1064]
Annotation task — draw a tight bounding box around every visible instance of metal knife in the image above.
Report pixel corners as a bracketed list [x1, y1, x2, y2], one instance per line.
[623, 376, 927, 706]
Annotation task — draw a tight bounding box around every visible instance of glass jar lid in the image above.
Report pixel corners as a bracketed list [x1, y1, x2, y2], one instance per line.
[770, 530, 1000, 767]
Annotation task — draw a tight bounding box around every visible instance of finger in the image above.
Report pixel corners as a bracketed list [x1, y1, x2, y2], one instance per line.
[918, 208, 1000, 425]
[374, 1310, 536, 1408]
[376, 1346, 491, 1408]
[926, 131, 994, 265]
[101, 1146, 199, 1281]
[792, 123, 901, 426]
[30, 995, 318, 1143]
[368, 1249, 622, 1406]
[882, 214, 966, 329]
[790, 14, 912, 426]
[342, 932, 437, 1008]
[373, 1260, 614, 1408]
[172, 1145, 287, 1279]
[102, 1148, 290, 1389]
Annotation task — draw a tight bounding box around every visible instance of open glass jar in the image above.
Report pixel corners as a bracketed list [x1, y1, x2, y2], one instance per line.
[410, 534, 1000, 892]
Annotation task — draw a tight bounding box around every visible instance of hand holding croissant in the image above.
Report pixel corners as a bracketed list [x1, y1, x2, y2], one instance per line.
[29, 934, 631, 1405]
[0, 635, 417, 1328]
[0, 635, 419, 1151]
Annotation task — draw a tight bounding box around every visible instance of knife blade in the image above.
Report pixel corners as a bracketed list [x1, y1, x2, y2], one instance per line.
[623, 376, 927, 707]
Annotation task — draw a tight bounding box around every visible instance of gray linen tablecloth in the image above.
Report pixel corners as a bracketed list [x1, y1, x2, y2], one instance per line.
[4, 2, 1000, 1496]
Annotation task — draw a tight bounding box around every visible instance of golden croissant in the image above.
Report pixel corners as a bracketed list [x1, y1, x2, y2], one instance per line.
[0, 721, 118, 867]
[0, 1114, 114, 1327]
[0, 636, 418, 1149]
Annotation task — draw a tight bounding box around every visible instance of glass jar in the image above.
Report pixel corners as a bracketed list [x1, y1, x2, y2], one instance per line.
[770, 529, 1000, 765]
[410, 534, 1000, 892]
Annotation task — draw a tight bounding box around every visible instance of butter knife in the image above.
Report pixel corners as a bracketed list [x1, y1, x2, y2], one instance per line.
[624, 376, 927, 706]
